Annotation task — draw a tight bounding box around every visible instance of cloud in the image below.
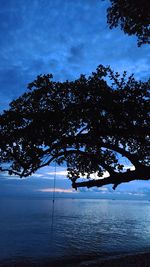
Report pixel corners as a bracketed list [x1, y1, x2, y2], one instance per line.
[33, 166, 68, 180]
[39, 187, 77, 193]
[0, 0, 149, 112]
[79, 186, 109, 193]
[1, 163, 149, 200]
[47, 170, 68, 176]
[0, 169, 150, 199]
[67, 43, 85, 63]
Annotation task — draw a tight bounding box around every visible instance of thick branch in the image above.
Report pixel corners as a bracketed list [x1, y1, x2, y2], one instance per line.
[73, 165, 150, 190]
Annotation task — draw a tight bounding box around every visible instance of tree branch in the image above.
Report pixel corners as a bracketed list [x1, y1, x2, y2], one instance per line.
[73, 165, 150, 190]
[43, 134, 140, 168]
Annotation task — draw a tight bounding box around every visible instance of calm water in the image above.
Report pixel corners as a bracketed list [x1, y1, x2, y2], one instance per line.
[0, 197, 150, 263]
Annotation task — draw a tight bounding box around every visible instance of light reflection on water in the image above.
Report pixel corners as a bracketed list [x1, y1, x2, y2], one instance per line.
[0, 198, 150, 262]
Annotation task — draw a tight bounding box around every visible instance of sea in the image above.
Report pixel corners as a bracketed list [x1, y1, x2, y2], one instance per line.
[0, 197, 150, 265]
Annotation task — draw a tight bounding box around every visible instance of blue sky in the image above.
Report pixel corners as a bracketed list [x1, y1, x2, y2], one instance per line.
[1, 165, 150, 200]
[0, 0, 149, 199]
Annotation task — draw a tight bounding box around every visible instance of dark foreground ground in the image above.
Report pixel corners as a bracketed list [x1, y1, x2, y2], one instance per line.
[0, 252, 150, 267]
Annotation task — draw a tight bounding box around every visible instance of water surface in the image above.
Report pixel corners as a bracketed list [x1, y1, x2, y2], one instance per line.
[0, 197, 150, 263]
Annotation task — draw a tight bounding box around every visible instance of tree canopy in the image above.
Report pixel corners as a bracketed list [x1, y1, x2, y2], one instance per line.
[0, 65, 149, 189]
[107, 0, 150, 46]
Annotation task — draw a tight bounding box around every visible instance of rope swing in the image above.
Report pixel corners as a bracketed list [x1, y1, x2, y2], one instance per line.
[51, 161, 56, 231]
[52, 161, 57, 203]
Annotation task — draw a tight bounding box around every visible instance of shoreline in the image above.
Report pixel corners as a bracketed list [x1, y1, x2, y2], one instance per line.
[1, 251, 150, 267]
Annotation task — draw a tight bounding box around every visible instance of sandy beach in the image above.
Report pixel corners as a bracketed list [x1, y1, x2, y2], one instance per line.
[76, 252, 150, 267]
[1, 252, 150, 267]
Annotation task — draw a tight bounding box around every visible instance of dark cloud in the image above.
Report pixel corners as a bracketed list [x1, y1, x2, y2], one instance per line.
[67, 43, 85, 63]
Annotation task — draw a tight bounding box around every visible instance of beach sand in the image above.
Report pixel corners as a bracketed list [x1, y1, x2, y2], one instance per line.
[1, 252, 150, 267]
[75, 252, 150, 267]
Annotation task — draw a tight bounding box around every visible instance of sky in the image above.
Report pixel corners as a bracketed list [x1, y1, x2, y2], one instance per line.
[0, 0, 150, 199]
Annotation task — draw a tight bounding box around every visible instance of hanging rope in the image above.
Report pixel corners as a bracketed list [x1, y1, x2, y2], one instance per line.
[51, 161, 56, 232]
[52, 161, 57, 203]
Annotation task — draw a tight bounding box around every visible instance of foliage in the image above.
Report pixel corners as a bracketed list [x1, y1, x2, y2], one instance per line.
[107, 0, 150, 46]
[0, 65, 149, 189]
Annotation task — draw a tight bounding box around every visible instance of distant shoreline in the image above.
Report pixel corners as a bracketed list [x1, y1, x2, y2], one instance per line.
[1, 251, 150, 267]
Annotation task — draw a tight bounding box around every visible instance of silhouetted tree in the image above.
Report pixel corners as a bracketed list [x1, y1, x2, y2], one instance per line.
[107, 0, 150, 46]
[0, 65, 149, 189]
